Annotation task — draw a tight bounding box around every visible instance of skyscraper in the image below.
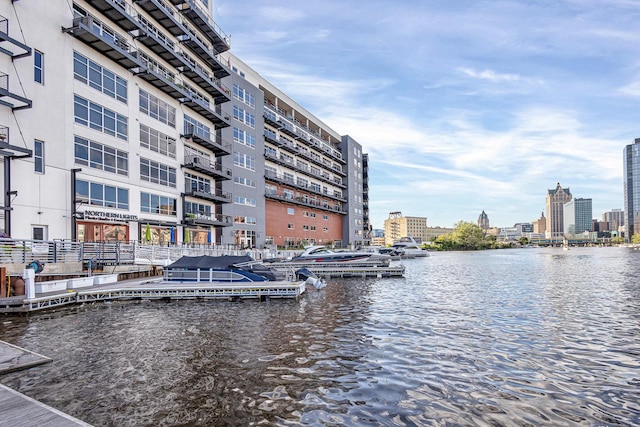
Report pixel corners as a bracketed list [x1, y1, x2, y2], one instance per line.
[477, 210, 489, 230]
[623, 139, 640, 240]
[546, 183, 572, 239]
[563, 198, 593, 236]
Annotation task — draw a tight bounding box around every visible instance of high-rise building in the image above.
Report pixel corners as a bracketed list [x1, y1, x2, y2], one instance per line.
[383, 212, 427, 245]
[532, 211, 546, 234]
[546, 183, 572, 239]
[602, 209, 624, 235]
[623, 139, 640, 240]
[477, 210, 489, 230]
[563, 198, 592, 236]
[0, 1, 366, 247]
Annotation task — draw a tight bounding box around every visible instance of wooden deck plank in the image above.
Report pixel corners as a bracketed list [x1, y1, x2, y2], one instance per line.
[0, 384, 91, 426]
[0, 340, 52, 375]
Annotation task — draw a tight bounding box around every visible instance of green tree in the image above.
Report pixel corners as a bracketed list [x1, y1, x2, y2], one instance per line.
[518, 236, 529, 246]
[632, 233, 640, 244]
[611, 236, 624, 244]
[452, 221, 485, 250]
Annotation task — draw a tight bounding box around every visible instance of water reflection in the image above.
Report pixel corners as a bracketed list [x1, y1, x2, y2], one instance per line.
[1, 247, 639, 426]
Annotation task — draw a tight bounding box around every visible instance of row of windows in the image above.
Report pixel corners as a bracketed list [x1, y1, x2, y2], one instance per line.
[140, 124, 176, 158]
[74, 95, 128, 140]
[140, 89, 176, 127]
[234, 196, 256, 207]
[76, 179, 129, 210]
[74, 136, 128, 175]
[140, 158, 177, 188]
[233, 127, 255, 148]
[140, 192, 177, 215]
[233, 151, 255, 171]
[234, 176, 256, 188]
[286, 208, 329, 220]
[185, 201, 211, 216]
[184, 114, 210, 139]
[286, 223, 329, 232]
[233, 84, 255, 108]
[234, 216, 257, 225]
[233, 105, 255, 128]
[74, 51, 127, 103]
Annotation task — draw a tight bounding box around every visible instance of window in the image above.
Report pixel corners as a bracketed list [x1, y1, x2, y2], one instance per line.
[32, 226, 46, 241]
[140, 192, 177, 215]
[288, 223, 295, 229]
[287, 208, 295, 215]
[233, 151, 255, 171]
[75, 179, 129, 209]
[73, 52, 127, 103]
[139, 89, 176, 127]
[74, 95, 128, 140]
[232, 84, 255, 108]
[74, 136, 128, 175]
[234, 216, 257, 224]
[234, 127, 255, 148]
[184, 115, 210, 139]
[34, 50, 44, 84]
[234, 176, 256, 188]
[184, 201, 212, 217]
[233, 105, 255, 128]
[34, 140, 44, 173]
[140, 124, 176, 158]
[234, 196, 256, 207]
[140, 158, 176, 187]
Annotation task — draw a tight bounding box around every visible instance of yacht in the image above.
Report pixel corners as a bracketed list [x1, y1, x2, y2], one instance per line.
[288, 246, 391, 266]
[389, 237, 429, 258]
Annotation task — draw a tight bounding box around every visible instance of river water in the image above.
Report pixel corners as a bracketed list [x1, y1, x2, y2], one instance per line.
[1, 247, 639, 426]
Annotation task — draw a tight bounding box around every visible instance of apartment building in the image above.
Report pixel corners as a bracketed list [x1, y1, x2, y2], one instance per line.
[623, 139, 640, 240]
[0, 1, 367, 247]
[383, 212, 427, 245]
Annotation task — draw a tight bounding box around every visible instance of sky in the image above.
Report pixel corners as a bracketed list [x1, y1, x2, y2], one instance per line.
[213, 0, 640, 229]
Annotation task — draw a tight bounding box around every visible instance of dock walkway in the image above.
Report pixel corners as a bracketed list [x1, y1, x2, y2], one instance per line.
[0, 276, 306, 314]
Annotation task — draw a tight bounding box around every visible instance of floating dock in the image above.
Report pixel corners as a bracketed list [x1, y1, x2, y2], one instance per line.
[269, 262, 405, 278]
[0, 278, 306, 314]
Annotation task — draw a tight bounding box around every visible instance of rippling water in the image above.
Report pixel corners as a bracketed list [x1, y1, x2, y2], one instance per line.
[1, 247, 639, 426]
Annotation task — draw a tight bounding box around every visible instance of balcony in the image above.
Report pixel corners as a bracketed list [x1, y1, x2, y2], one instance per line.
[183, 154, 231, 180]
[134, 21, 189, 70]
[179, 26, 228, 78]
[134, 0, 187, 37]
[264, 192, 346, 215]
[168, 0, 230, 53]
[183, 212, 232, 227]
[178, 54, 230, 103]
[0, 126, 31, 158]
[264, 169, 346, 203]
[83, 0, 142, 32]
[180, 95, 230, 128]
[0, 15, 31, 59]
[0, 72, 31, 110]
[63, 15, 143, 71]
[183, 182, 231, 204]
[182, 124, 230, 156]
[134, 55, 187, 100]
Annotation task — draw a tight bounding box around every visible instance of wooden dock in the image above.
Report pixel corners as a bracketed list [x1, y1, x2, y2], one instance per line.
[0, 341, 91, 426]
[0, 384, 92, 426]
[0, 278, 307, 314]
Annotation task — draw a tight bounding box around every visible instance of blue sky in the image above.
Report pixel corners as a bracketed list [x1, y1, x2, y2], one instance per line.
[214, 0, 639, 229]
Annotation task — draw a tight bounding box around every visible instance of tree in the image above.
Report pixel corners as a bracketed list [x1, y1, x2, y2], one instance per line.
[452, 221, 485, 250]
[632, 233, 640, 244]
[611, 236, 624, 244]
[518, 236, 529, 246]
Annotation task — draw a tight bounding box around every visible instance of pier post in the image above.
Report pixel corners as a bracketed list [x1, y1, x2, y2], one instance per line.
[24, 268, 35, 299]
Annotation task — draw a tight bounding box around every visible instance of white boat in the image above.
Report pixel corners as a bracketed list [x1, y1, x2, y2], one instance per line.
[288, 245, 391, 266]
[388, 237, 429, 258]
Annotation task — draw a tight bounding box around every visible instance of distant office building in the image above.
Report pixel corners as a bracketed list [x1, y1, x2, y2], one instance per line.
[532, 212, 547, 234]
[624, 139, 640, 240]
[546, 183, 572, 239]
[383, 212, 427, 245]
[477, 210, 490, 230]
[602, 209, 624, 233]
[371, 229, 384, 238]
[424, 226, 453, 241]
[563, 198, 593, 236]
[516, 223, 533, 234]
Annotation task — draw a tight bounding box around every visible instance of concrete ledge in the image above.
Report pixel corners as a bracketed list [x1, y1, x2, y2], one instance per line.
[67, 277, 94, 289]
[93, 274, 119, 285]
[35, 279, 68, 294]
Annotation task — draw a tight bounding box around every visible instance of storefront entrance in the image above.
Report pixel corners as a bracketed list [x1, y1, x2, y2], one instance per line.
[77, 222, 129, 242]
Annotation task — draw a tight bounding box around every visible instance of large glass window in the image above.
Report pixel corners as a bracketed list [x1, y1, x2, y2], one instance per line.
[140, 192, 177, 215]
[234, 127, 256, 148]
[74, 136, 128, 175]
[140, 124, 176, 158]
[232, 83, 255, 108]
[75, 179, 128, 209]
[140, 158, 176, 188]
[184, 115, 210, 139]
[233, 105, 255, 128]
[74, 95, 128, 140]
[233, 151, 255, 171]
[73, 52, 127, 103]
[139, 89, 176, 127]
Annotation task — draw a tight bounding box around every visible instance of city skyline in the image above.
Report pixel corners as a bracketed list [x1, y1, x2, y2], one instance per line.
[214, 1, 635, 228]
